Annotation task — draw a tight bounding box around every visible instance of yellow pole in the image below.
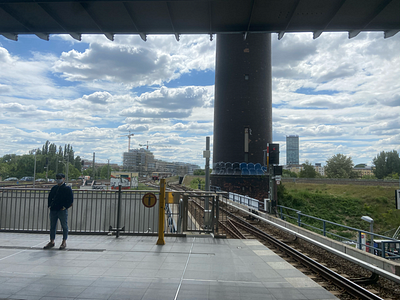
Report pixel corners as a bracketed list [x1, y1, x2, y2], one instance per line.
[156, 178, 166, 245]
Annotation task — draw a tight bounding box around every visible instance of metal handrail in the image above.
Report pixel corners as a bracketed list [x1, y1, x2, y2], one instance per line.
[278, 205, 400, 259]
[0, 187, 225, 236]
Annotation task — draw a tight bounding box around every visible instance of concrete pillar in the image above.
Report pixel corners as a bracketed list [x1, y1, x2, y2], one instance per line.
[213, 33, 272, 166]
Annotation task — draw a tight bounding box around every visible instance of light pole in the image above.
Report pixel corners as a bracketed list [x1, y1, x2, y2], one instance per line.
[66, 156, 69, 184]
[361, 216, 374, 254]
[59, 157, 69, 184]
[108, 159, 110, 180]
[33, 150, 37, 188]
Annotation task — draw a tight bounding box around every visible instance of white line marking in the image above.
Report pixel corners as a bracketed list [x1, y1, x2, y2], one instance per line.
[0, 241, 48, 261]
[174, 237, 195, 300]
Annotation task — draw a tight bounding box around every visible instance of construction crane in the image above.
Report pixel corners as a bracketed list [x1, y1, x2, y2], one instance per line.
[138, 141, 149, 150]
[119, 131, 134, 152]
[139, 141, 171, 150]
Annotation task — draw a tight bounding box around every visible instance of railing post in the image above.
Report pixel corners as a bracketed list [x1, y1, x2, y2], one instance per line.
[116, 185, 122, 238]
[297, 211, 301, 227]
[323, 221, 326, 236]
[358, 231, 362, 250]
[177, 199, 182, 234]
[215, 195, 219, 234]
[182, 195, 188, 232]
[280, 206, 283, 219]
[156, 178, 166, 245]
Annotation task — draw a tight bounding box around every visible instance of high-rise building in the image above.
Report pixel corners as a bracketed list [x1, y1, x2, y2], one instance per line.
[286, 135, 299, 165]
[123, 148, 154, 174]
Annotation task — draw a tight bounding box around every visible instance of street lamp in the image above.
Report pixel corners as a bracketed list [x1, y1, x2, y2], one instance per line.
[33, 150, 37, 188]
[361, 216, 374, 253]
[59, 157, 69, 184]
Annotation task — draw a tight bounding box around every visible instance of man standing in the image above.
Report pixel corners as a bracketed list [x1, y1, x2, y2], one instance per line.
[44, 173, 73, 250]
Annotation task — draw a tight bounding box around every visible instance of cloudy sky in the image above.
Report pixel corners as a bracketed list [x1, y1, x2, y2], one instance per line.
[0, 31, 399, 168]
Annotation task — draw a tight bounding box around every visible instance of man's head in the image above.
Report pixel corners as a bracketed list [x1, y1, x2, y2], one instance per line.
[55, 173, 65, 185]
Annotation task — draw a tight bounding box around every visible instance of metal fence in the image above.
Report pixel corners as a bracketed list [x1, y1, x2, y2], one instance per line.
[221, 190, 399, 260]
[227, 192, 267, 211]
[278, 205, 400, 260]
[0, 187, 227, 236]
[0, 188, 160, 235]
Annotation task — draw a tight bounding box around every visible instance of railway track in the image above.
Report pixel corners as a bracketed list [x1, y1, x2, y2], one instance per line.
[164, 183, 399, 300]
[222, 208, 387, 300]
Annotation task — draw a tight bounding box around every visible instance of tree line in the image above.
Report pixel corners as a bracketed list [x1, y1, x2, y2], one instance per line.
[283, 150, 400, 179]
[0, 141, 82, 180]
[0, 141, 117, 181]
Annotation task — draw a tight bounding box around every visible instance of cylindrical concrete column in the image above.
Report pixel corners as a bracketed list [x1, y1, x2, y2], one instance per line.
[213, 33, 272, 166]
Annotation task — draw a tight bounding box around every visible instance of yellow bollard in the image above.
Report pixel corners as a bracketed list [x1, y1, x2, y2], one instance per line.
[156, 178, 166, 245]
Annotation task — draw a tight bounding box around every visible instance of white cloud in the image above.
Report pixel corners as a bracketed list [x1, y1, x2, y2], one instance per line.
[0, 31, 399, 167]
[52, 35, 216, 91]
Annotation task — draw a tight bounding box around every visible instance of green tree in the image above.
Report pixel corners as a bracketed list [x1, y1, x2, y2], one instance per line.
[74, 156, 82, 172]
[373, 150, 400, 179]
[15, 155, 35, 178]
[67, 164, 81, 179]
[282, 169, 298, 178]
[361, 174, 377, 179]
[299, 161, 318, 178]
[325, 154, 356, 178]
[194, 169, 205, 175]
[83, 168, 92, 177]
[100, 165, 111, 179]
[0, 141, 85, 180]
[0, 162, 10, 179]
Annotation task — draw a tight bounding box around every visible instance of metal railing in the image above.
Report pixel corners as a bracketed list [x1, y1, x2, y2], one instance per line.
[278, 205, 400, 260]
[0, 187, 226, 237]
[0, 188, 161, 235]
[228, 192, 260, 210]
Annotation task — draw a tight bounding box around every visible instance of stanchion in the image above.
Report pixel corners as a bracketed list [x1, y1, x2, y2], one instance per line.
[109, 184, 125, 238]
[156, 179, 166, 245]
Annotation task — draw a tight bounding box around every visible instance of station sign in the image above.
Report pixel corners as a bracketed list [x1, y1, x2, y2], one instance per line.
[142, 193, 157, 208]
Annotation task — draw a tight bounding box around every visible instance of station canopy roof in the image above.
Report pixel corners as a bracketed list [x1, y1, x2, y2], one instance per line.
[0, 0, 399, 42]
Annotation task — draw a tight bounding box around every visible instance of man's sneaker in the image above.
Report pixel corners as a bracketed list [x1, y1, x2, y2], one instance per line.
[43, 242, 55, 249]
[59, 241, 66, 250]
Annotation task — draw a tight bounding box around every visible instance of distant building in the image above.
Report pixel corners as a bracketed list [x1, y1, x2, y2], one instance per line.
[123, 150, 200, 177]
[286, 135, 299, 165]
[283, 164, 303, 174]
[314, 163, 325, 176]
[353, 164, 374, 178]
[283, 163, 325, 177]
[123, 148, 155, 175]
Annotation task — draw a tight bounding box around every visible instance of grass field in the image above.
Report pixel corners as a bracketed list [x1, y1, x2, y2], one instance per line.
[279, 182, 400, 236]
[165, 175, 400, 237]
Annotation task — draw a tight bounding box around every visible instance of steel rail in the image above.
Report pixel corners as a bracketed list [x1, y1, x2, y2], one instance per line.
[223, 209, 383, 300]
[226, 219, 247, 239]
[218, 221, 243, 240]
[165, 183, 385, 299]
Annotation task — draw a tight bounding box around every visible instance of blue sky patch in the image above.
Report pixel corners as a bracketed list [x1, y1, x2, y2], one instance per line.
[166, 70, 215, 88]
[295, 87, 337, 95]
[2, 35, 89, 59]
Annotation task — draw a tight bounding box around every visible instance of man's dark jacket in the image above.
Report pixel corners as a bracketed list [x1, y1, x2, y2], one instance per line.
[48, 183, 73, 211]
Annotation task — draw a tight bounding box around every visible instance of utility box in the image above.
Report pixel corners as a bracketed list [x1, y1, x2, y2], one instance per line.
[264, 198, 271, 213]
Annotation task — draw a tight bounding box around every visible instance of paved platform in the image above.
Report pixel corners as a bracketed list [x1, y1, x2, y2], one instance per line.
[0, 233, 338, 300]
